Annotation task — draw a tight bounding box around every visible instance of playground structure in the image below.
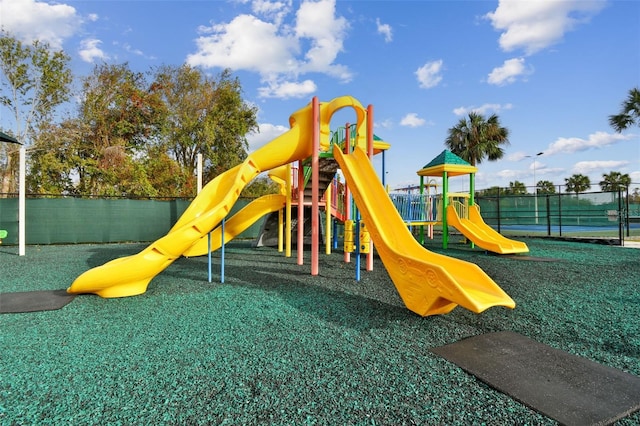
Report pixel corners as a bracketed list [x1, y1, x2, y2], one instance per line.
[387, 150, 529, 255]
[67, 96, 517, 316]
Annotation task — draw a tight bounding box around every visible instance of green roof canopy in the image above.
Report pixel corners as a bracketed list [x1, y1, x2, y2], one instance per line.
[0, 131, 20, 144]
[417, 149, 477, 177]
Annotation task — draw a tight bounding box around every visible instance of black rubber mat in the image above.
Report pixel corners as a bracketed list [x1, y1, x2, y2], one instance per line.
[431, 331, 640, 426]
[0, 290, 76, 314]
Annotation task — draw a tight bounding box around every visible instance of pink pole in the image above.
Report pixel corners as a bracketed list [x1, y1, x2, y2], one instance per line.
[366, 104, 374, 271]
[297, 158, 304, 265]
[343, 123, 351, 263]
[311, 96, 320, 276]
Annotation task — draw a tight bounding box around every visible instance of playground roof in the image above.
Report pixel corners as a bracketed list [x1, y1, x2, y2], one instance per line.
[372, 134, 391, 154]
[417, 149, 477, 177]
[0, 131, 20, 144]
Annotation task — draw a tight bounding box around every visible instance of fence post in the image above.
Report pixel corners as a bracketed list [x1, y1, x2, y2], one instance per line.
[625, 186, 630, 238]
[546, 195, 551, 236]
[496, 188, 501, 232]
[558, 192, 563, 236]
[618, 188, 624, 245]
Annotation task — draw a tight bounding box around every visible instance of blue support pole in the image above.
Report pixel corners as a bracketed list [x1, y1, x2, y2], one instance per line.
[220, 217, 225, 284]
[355, 208, 361, 282]
[207, 232, 212, 283]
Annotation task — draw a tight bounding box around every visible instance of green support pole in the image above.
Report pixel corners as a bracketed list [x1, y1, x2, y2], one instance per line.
[469, 173, 475, 248]
[419, 175, 425, 244]
[470, 173, 475, 206]
[442, 171, 449, 249]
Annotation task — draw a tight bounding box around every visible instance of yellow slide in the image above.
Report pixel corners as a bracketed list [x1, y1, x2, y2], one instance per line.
[333, 146, 515, 316]
[68, 96, 364, 298]
[182, 194, 285, 257]
[446, 204, 529, 254]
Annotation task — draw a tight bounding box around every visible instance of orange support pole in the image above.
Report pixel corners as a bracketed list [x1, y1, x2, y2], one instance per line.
[366, 104, 374, 271]
[311, 96, 320, 276]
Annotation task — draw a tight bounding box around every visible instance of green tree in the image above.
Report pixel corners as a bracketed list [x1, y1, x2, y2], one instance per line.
[142, 145, 191, 198]
[240, 175, 280, 198]
[599, 171, 631, 192]
[26, 119, 86, 195]
[564, 174, 591, 194]
[609, 87, 640, 132]
[0, 31, 72, 193]
[76, 62, 167, 196]
[476, 186, 501, 197]
[445, 112, 510, 166]
[506, 180, 527, 195]
[537, 180, 556, 195]
[151, 65, 258, 188]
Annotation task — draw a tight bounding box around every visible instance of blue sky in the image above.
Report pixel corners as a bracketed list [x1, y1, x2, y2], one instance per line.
[1, 0, 639, 193]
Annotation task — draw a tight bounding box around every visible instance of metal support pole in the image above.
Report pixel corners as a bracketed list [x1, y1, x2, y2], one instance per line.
[19, 146, 25, 256]
[343, 124, 351, 264]
[297, 160, 304, 265]
[311, 96, 320, 275]
[366, 104, 374, 271]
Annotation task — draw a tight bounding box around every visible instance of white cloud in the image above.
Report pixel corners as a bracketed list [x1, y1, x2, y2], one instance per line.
[186, 0, 350, 99]
[257, 79, 317, 99]
[376, 18, 392, 43]
[487, 57, 532, 86]
[496, 169, 522, 180]
[78, 38, 107, 63]
[247, 122, 289, 152]
[453, 103, 513, 116]
[400, 113, 426, 128]
[545, 131, 634, 155]
[415, 60, 443, 89]
[485, 0, 606, 55]
[572, 160, 630, 174]
[0, 0, 82, 49]
[375, 119, 394, 129]
[294, 0, 350, 79]
[187, 14, 297, 74]
[251, 0, 292, 26]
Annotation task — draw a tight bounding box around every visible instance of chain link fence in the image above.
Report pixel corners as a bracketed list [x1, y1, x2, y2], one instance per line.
[475, 187, 639, 244]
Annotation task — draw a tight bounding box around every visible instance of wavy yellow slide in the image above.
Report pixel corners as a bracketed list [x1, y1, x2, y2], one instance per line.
[68, 96, 361, 298]
[182, 194, 285, 257]
[334, 146, 515, 316]
[446, 204, 529, 254]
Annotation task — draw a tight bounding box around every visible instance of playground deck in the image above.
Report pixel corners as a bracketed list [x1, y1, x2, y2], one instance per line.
[1, 238, 639, 424]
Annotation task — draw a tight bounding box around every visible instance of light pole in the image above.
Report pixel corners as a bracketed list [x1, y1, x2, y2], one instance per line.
[525, 152, 544, 224]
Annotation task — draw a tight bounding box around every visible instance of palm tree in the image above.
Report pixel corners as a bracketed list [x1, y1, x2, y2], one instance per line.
[599, 171, 631, 192]
[609, 87, 640, 132]
[445, 112, 510, 166]
[537, 180, 556, 195]
[564, 174, 591, 194]
[507, 180, 527, 195]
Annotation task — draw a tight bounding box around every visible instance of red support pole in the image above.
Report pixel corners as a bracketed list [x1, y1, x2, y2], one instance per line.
[311, 96, 320, 276]
[366, 104, 374, 271]
[297, 158, 304, 265]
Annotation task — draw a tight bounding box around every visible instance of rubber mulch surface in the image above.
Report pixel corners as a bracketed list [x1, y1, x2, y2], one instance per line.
[1, 238, 639, 424]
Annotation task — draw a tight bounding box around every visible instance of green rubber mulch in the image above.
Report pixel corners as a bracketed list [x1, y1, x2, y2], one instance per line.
[0, 238, 639, 425]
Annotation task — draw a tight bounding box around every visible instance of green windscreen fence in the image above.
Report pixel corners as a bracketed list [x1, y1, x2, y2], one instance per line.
[0, 197, 260, 245]
[475, 190, 638, 240]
